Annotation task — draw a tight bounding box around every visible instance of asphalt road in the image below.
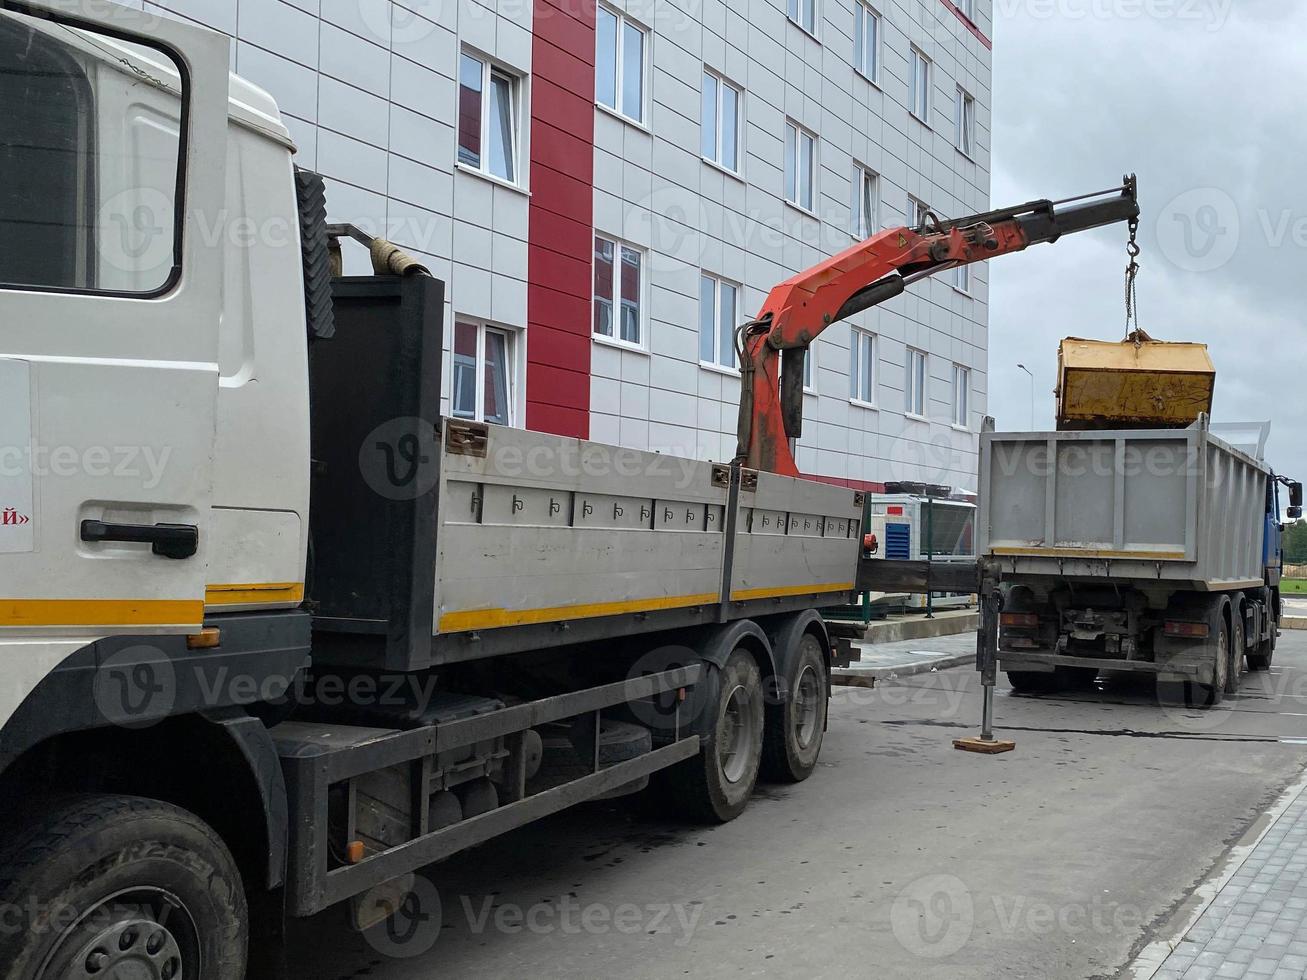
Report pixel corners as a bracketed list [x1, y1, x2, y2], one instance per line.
[285, 632, 1307, 980]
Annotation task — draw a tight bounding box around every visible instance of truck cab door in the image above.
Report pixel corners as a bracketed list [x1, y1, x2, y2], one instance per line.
[0, 2, 230, 635]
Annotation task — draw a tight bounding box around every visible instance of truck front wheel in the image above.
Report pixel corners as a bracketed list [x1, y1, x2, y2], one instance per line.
[0, 794, 247, 980]
[1248, 598, 1277, 671]
[666, 648, 765, 823]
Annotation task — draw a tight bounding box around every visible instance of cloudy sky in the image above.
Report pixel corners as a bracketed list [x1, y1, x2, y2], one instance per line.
[988, 0, 1305, 486]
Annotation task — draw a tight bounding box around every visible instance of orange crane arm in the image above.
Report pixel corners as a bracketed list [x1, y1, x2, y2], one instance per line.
[734, 176, 1141, 475]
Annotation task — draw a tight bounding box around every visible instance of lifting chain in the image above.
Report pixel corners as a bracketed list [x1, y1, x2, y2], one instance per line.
[1124, 216, 1143, 344]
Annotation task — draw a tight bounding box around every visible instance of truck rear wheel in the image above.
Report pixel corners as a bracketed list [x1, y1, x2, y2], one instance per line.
[762, 632, 828, 783]
[1194, 617, 1230, 707]
[1224, 614, 1244, 695]
[666, 648, 764, 823]
[0, 794, 247, 980]
[1006, 670, 1057, 694]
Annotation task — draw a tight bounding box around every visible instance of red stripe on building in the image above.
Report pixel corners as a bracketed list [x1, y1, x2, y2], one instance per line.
[940, 0, 993, 49]
[526, 0, 596, 438]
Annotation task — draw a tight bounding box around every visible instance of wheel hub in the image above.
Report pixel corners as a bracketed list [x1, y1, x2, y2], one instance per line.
[719, 683, 757, 784]
[41, 894, 189, 980]
[792, 664, 821, 750]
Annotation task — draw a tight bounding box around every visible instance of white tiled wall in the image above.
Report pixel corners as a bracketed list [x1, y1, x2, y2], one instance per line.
[590, 0, 992, 491]
[143, 0, 990, 490]
[141, 0, 534, 426]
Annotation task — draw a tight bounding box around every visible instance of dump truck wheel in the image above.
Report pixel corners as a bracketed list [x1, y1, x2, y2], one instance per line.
[1194, 618, 1229, 707]
[1225, 614, 1243, 695]
[761, 632, 828, 784]
[0, 794, 247, 980]
[1248, 601, 1276, 671]
[666, 648, 764, 823]
[1006, 671, 1057, 694]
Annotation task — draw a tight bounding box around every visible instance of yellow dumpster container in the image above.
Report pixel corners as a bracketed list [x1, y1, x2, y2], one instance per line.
[1056, 330, 1215, 429]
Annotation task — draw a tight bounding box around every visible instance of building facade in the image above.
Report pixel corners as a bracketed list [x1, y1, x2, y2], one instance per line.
[145, 0, 992, 491]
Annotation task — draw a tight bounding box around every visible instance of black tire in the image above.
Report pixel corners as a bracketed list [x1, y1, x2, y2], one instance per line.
[1059, 667, 1099, 691]
[1006, 670, 1058, 694]
[0, 794, 247, 980]
[1248, 599, 1277, 671]
[1195, 616, 1229, 707]
[761, 632, 828, 784]
[665, 649, 765, 823]
[1225, 612, 1243, 695]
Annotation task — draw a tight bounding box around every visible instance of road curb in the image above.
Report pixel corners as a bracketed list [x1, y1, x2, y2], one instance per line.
[833, 652, 973, 688]
[1283, 616, 1307, 630]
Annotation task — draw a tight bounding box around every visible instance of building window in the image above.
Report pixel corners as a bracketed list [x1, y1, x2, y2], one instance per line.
[596, 5, 646, 124]
[452, 320, 515, 426]
[956, 86, 975, 157]
[906, 347, 927, 417]
[852, 166, 879, 239]
[854, 2, 880, 82]
[850, 329, 876, 404]
[784, 122, 816, 212]
[908, 195, 929, 229]
[458, 52, 519, 183]
[956, 0, 975, 20]
[804, 342, 815, 392]
[910, 47, 931, 123]
[953, 260, 971, 293]
[701, 72, 741, 172]
[953, 363, 970, 427]
[699, 274, 739, 369]
[594, 234, 643, 346]
[786, 0, 818, 36]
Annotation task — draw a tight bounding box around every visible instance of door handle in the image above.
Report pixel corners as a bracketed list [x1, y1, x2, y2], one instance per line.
[80, 520, 199, 560]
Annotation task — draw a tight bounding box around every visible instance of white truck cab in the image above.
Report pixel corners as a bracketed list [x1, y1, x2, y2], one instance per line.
[0, 2, 311, 718]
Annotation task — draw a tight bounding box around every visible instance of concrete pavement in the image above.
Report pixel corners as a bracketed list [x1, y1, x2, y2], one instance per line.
[285, 634, 1307, 980]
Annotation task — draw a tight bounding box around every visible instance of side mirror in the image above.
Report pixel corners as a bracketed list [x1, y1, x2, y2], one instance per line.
[1289, 506, 1304, 520]
[1291, 482, 1304, 509]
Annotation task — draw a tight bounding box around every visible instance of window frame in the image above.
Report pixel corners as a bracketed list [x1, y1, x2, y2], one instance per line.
[849, 328, 877, 407]
[905, 347, 928, 418]
[952, 362, 971, 428]
[786, 0, 819, 38]
[0, 17, 188, 299]
[908, 195, 929, 229]
[853, 1, 882, 85]
[701, 69, 742, 174]
[953, 259, 971, 294]
[955, 85, 976, 159]
[910, 46, 931, 125]
[699, 272, 741, 371]
[592, 232, 647, 351]
[956, 0, 975, 22]
[451, 317, 518, 427]
[456, 49, 523, 186]
[852, 165, 880, 240]
[595, 3, 649, 127]
[803, 341, 817, 395]
[784, 120, 817, 214]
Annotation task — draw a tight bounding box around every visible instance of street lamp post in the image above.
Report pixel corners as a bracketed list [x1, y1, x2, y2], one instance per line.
[1017, 363, 1034, 429]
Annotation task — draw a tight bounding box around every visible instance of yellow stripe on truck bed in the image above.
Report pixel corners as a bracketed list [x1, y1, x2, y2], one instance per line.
[990, 547, 1186, 560]
[440, 583, 854, 634]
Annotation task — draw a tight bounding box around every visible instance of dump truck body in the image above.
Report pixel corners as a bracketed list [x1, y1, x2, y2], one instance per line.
[979, 423, 1286, 702]
[980, 425, 1268, 590]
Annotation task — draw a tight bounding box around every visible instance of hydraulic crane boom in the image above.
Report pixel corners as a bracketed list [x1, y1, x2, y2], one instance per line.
[734, 175, 1141, 475]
